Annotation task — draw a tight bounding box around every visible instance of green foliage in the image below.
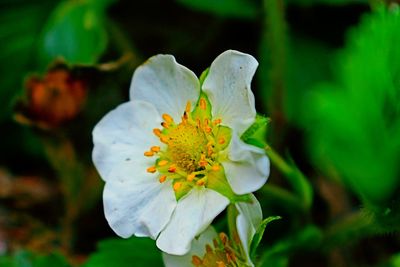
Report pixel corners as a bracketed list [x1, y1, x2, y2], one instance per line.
[176, 0, 259, 19]
[301, 7, 400, 206]
[0, 0, 56, 121]
[259, 225, 323, 266]
[83, 237, 163, 267]
[38, 0, 112, 67]
[0, 250, 70, 267]
[285, 0, 368, 6]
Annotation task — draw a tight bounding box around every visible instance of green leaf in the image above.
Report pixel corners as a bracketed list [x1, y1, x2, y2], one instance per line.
[176, 0, 259, 19]
[84, 237, 163, 267]
[285, 0, 368, 6]
[300, 7, 400, 206]
[0, 250, 70, 267]
[38, 0, 111, 67]
[0, 0, 57, 121]
[250, 216, 281, 259]
[241, 114, 270, 148]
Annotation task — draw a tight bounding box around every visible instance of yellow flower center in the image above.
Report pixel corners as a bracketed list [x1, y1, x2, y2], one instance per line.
[143, 98, 232, 198]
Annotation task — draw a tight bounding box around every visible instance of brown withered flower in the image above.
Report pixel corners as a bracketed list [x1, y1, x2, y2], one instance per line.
[15, 63, 87, 129]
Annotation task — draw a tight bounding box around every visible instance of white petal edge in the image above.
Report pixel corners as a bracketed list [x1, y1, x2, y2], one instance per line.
[222, 134, 270, 195]
[156, 188, 229, 255]
[92, 100, 162, 182]
[130, 54, 200, 122]
[236, 194, 263, 267]
[103, 160, 176, 239]
[202, 50, 258, 135]
[162, 227, 218, 267]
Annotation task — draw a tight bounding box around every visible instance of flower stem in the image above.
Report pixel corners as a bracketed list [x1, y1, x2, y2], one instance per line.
[264, 145, 313, 210]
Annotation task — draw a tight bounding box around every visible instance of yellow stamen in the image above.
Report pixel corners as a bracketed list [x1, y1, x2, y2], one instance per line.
[185, 101, 191, 113]
[162, 113, 174, 123]
[213, 118, 222, 125]
[218, 138, 225, 145]
[187, 173, 196, 182]
[160, 136, 169, 144]
[199, 98, 207, 110]
[212, 165, 221, 171]
[205, 126, 212, 133]
[161, 122, 169, 129]
[168, 164, 177, 173]
[173, 182, 182, 191]
[192, 256, 202, 266]
[204, 118, 209, 126]
[153, 128, 162, 137]
[219, 233, 228, 245]
[151, 146, 160, 152]
[217, 262, 226, 267]
[206, 244, 213, 253]
[159, 175, 167, 183]
[158, 160, 168, 166]
[144, 151, 154, 157]
[196, 178, 206, 186]
[146, 166, 156, 173]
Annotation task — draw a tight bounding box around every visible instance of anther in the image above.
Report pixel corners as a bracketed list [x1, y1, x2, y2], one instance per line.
[196, 178, 206, 186]
[204, 118, 209, 126]
[218, 138, 225, 144]
[205, 126, 212, 133]
[144, 151, 154, 157]
[151, 146, 160, 152]
[153, 128, 162, 137]
[217, 261, 226, 267]
[159, 175, 167, 183]
[160, 136, 169, 144]
[185, 101, 191, 113]
[146, 166, 156, 173]
[173, 182, 182, 191]
[199, 98, 207, 110]
[213, 118, 222, 125]
[192, 256, 202, 266]
[162, 113, 174, 123]
[158, 160, 168, 167]
[161, 122, 169, 129]
[212, 165, 221, 171]
[205, 244, 213, 253]
[187, 173, 196, 182]
[219, 233, 228, 245]
[168, 164, 177, 173]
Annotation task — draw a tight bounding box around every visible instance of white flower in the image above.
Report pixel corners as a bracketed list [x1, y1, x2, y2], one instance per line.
[92, 50, 270, 255]
[162, 195, 263, 267]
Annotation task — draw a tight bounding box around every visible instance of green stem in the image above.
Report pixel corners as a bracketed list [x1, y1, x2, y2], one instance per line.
[265, 146, 313, 209]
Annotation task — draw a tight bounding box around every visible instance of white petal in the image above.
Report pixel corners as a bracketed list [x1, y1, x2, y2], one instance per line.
[103, 160, 176, 239]
[130, 54, 200, 121]
[156, 188, 229, 255]
[236, 194, 262, 266]
[222, 134, 270, 194]
[92, 100, 162, 182]
[162, 227, 218, 267]
[202, 50, 258, 135]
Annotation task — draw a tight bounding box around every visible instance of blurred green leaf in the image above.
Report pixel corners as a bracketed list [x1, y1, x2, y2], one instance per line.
[38, 0, 111, 67]
[300, 7, 400, 205]
[84, 237, 163, 267]
[0, 0, 57, 121]
[285, 0, 368, 6]
[0, 250, 70, 267]
[259, 225, 322, 266]
[176, 0, 259, 19]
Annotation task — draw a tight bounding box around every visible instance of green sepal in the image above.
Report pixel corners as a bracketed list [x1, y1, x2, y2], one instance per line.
[241, 114, 270, 148]
[199, 67, 210, 86]
[249, 216, 282, 259]
[213, 125, 232, 151]
[191, 92, 212, 121]
[174, 181, 193, 201]
[206, 167, 250, 203]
